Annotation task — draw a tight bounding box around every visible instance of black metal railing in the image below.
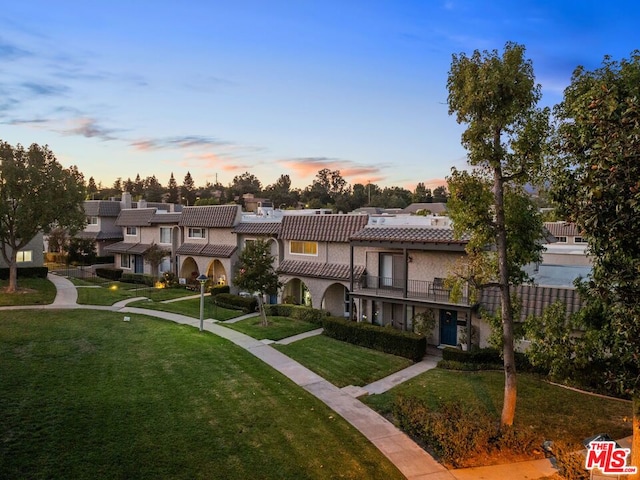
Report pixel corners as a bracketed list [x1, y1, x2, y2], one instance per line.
[355, 275, 470, 305]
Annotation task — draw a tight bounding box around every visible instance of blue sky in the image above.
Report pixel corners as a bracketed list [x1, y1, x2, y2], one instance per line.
[1, 1, 638, 192]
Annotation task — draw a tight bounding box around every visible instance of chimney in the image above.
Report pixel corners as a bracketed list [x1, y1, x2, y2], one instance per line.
[138, 199, 147, 209]
[121, 191, 132, 209]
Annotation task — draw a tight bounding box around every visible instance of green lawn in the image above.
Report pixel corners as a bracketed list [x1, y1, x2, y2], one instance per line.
[73, 280, 199, 306]
[128, 297, 244, 320]
[223, 315, 319, 341]
[0, 277, 56, 306]
[274, 335, 413, 388]
[362, 368, 632, 447]
[0, 310, 404, 480]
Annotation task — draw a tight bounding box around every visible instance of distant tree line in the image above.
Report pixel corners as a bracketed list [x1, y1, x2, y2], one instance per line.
[86, 168, 450, 211]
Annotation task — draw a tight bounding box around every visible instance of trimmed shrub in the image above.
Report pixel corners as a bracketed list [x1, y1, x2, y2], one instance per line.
[0, 266, 48, 279]
[95, 268, 123, 281]
[213, 293, 258, 313]
[209, 284, 230, 296]
[120, 272, 155, 286]
[441, 347, 537, 372]
[322, 317, 426, 362]
[263, 304, 293, 317]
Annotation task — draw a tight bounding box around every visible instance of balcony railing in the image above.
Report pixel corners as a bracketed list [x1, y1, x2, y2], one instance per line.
[354, 275, 470, 306]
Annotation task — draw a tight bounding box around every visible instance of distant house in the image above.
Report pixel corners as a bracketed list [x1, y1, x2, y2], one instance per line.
[0, 232, 45, 269]
[401, 202, 448, 216]
[542, 221, 590, 266]
[79, 200, 123, 256]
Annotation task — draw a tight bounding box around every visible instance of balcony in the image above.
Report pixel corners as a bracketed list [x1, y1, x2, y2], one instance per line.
[354, 275, 471, 306]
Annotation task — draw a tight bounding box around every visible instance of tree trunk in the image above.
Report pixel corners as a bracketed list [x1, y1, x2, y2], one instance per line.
[258, 294, 268, 327]
[493, 164, 517, 427]
[631, 396, 640, 480]
[7, 252, 19, 293]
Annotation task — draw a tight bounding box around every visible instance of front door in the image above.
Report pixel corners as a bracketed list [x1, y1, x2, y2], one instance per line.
[439, 309, 458, 346]
[134, 255, 144, 274]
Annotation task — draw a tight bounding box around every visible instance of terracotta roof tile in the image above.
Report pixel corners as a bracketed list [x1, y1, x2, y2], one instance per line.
[480, 284, 584, 321]
[278, 259, 365, 281]
[350, 226, 468, 244]
[280, 215, 368, 242]
[544, 222, 582, 238]
[77, 231, 123, 241]
[151, 213, 182, 224]
[115, 208, 157, 227]
[232, 222, 281, 236]
[200, 244, 237, 258]
[179, 205, 240, 228]
[105, 242, 153, 254]
[176, 243, 205, 255]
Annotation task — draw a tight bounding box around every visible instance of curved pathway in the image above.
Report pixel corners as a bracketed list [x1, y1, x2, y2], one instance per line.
[0, 274, 557, 480]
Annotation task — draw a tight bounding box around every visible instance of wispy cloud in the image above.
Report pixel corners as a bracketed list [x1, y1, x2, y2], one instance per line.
[279, 157, 387, 185]
[131, 135, 232, 151]
[21, 81, 69, 96]
[0, 38, 31, 60]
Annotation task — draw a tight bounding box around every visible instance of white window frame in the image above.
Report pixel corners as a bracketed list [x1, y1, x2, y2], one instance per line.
[88, 216, 98, 225]
[120, 254, 132, 269]
[16, 250, 33, 263]
[125, 226, 137, 236]
[188, 228, 205, 239]
[159, 227, 172, 244]
[556, 236, 567, 243]
[289, 240, 318, 256]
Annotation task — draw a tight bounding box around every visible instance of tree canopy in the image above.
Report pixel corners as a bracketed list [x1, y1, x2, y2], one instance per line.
[0, 141, 86, 291]
[553, 50, 640, 476]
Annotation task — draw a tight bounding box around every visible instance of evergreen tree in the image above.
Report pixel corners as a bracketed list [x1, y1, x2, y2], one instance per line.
[166, 173, 179, 203]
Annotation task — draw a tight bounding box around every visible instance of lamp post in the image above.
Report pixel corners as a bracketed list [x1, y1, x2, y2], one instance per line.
[196, 273, 208, 332]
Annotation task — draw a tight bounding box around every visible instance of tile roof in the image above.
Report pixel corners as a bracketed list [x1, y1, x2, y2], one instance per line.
[115, 208, 157, 227]
[232, 222, 281, 236]
[544, 222, 582, 238]
[105, 242, 153, 254]
[77, 231, 123, 241]
[151, 213, 182, 224]
[176, 243, 237, 258]
[179, 205, 240, 228]
[280, 215, 369, 242]
[479, 284, 584, 321]
[83, 200, 121, 217]
[350, 226, 468, 244]
[278, 259, 365, 281]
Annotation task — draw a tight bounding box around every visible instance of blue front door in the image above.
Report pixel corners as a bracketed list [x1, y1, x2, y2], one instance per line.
[134, 255, 144, 274]
[439, 309, 457, 346]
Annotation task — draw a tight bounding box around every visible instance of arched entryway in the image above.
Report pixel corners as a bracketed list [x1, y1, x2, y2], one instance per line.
[179, 257, 199, 284]
[206, 259, 228, 286]
[282, 278, 312, 306]
[321, 283, 351, 318]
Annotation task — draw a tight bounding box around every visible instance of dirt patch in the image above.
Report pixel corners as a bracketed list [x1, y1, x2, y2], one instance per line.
[1, 287, 38, 294]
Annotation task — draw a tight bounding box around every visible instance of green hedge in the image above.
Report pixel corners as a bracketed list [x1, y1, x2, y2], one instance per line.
[441, 347, 536, 372]
[322, 317, 426, 362]
[263, 304, 329, 325]
[213, 293, 258, 313]
[209, 284, 230, 296]
[0, 266, 48, 280]
[120, 272, 155, 286]
[95, 268, 123, 281]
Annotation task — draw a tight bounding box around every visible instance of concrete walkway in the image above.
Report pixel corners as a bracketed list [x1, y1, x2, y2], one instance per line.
[2, 275, 560, 480]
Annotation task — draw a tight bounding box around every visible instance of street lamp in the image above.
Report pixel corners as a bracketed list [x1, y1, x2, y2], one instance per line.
[196, 273, 208, 332]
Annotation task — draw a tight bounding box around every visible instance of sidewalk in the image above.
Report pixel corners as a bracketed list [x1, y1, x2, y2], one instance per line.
[5, 275, 560, 480]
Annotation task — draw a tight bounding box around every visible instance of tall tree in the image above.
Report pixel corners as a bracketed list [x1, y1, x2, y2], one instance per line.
[132, 173, 144, 199]
[0, 141, 86, 291]
[264, 174, 296, 208]
[180, 171, 196, 206]
[166, 173, 179, 203]
[87, 176, 98, 199]
[553, 51, 640, 478]
[432, 185, 449, 203]
[143, 175, 165, 202]
[412, 182, 433, 203]
[229, 172, 262, 200]
[446, 42, 550, 426]
[233, 239, 281, 326]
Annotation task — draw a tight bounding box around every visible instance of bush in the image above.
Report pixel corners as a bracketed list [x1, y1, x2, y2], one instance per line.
[392, 396, 542, 468]
[213, 293, 258, 313]
[209, 284, 230, 296]
[322, 317, 426, 361]
[0, 267, 48, 279]
[120, 273, 155, 286]
[264, 304, 293, 317]
[95, 268, 123, 281]
[441, 347, 537, 372]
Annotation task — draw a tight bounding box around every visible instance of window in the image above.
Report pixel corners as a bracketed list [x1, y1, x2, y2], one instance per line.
[188, 228, 205, 239]
[160, 227, 171, 244]
[120, 254, 131, 269]
[556, 236, 567, 243]
[16, 250, 33, 263]
[126, 226, 137, 236]
[379, 253, 403, 288]
[159, 257, 171, 273]
[290, 241, 317, 255]
[87, 216, 98, 225]
[574, 237, 587, 243]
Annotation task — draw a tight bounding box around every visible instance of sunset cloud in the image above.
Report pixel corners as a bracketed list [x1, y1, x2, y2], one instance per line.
[279, 157, 387, 185]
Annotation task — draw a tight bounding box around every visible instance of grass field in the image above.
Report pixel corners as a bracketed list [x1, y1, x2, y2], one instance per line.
[128, 297, 244, 320]
[223, 315, 320, 341]
[0, 310, 404, 480]
[274, 335, 413, 387]
[362, 368, 633, 447]
[0, 277, 56, 306]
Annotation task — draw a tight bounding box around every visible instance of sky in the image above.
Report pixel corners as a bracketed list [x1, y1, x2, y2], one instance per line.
[1, 1, 639, 193]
